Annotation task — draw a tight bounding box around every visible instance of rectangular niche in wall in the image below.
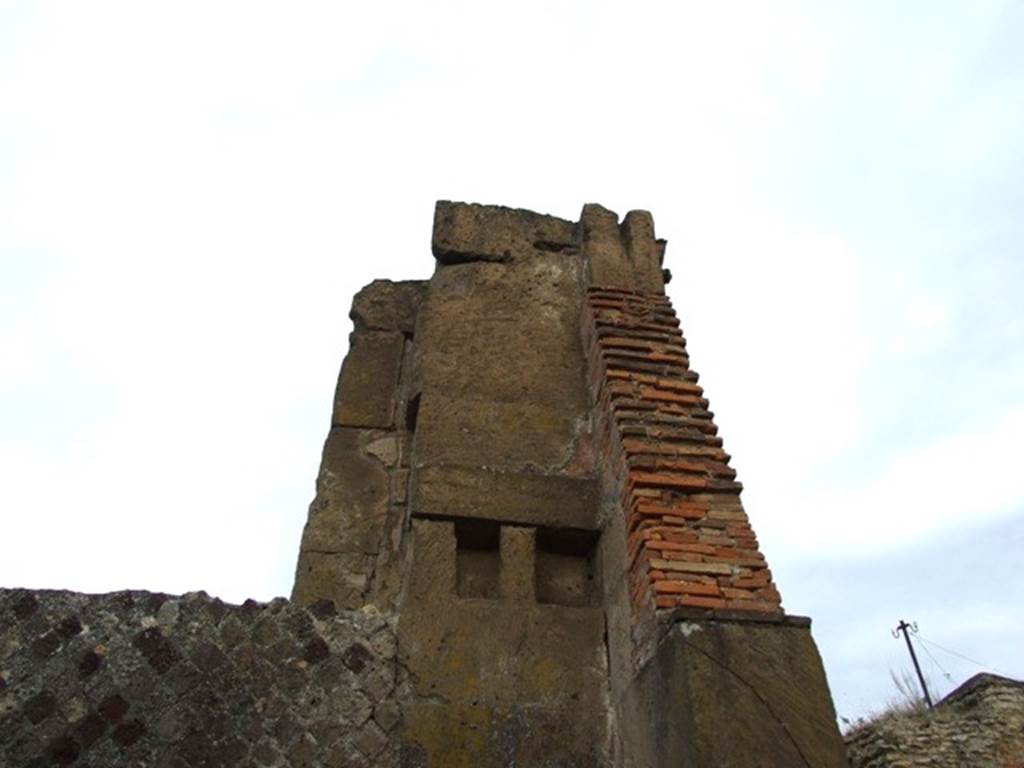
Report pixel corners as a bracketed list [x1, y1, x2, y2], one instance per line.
[535, 527, 598, 607]
[455, 518, 500, 599]
[404, 392, 421, 433]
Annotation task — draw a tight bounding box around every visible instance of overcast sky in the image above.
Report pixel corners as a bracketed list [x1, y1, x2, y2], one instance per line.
[2, 1, 1021, 724]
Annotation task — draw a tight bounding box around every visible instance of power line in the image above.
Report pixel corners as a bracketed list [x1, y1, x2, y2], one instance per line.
[915, 634, 1014, 679]
[917, 636, 953, 685]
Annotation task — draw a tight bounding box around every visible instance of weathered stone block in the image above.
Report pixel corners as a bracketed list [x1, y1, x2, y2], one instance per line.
[292, 427, 395, 609]
[407, 519, 456, 601]
[622, 209, 664, 294]
[399, 517, 609, 766]
[350, 279, 427, 335]
[432, 201, 575, 264]
[500, 526, 535, 603]
[410, 254, 589, 471]
[581, 204, 666, 294]
[292, 549, 375, 609]
[581, 203, 633, 291]
[618, 616, 848, 768]
[413, 393, 586, 471]
[400, 701, 609, 768]
[297, 428, 390, 556]
[333, 331, 404, 429]
[411, 464, 599, 531]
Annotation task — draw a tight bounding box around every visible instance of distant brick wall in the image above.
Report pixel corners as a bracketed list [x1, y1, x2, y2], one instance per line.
[583, 288, 783, 616]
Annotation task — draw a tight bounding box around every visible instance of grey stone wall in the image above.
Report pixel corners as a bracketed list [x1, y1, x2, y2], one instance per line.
[292, 279, 426, 613]
[0, 589, 407, 767]
[846, 673, 1024, 768]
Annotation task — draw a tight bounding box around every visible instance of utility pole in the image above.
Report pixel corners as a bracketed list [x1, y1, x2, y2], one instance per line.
[893, 620, 933, 709]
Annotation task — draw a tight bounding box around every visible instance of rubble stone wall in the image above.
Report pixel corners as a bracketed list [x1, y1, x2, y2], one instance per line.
[846, 674, 1024, 768]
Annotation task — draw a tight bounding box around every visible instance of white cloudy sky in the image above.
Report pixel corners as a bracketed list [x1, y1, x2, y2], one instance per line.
[2, 1, 1021, 723]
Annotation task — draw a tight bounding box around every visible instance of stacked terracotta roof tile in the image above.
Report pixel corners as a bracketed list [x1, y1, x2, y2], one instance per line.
[585, 288, 783, 615]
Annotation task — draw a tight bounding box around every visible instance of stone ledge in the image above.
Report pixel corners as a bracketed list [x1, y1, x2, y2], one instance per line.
[664, 607, 811, 628]
[411, 463, 600, 531]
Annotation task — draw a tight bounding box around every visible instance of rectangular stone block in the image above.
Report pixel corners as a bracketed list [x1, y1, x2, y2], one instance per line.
[410, 254, 589, 472]
[292, 550, 372, 609]
[432, 201, 576, 264]
[500, 526, 535, 603]
[296, 427, 390, 556]
[350, 279, 427, 334]
[413, 393, 586, 472]
[581, 203, 633, 290]
[409, 518, 456, 601]
[622, 209, 665, 294]
[411, 464, 600, 531]
[332, 331, 404, 428]
[397, 580, 608, 767]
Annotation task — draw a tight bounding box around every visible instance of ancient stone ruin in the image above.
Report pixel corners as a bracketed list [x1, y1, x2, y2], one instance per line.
[845, 673, 1024, 767]
[1, 202, 849, 766]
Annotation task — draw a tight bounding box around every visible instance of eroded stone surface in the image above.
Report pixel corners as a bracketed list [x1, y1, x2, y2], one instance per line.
[431, 201, 576, 264]
[398, 519, 610, 767]
[333, 331, 405, 429]
[294, 278, 421, 612]
[411, 255, 589, 473]
[617, 617, 848, 768]
[350, 280, 427, 335]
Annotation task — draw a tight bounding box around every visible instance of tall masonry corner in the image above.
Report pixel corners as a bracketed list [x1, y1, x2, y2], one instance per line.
[291, 200, 849, 767]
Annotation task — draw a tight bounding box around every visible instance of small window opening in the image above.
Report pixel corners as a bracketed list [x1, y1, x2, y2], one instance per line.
[535, 528, 597, 607]
[405, 393, 421, 433]
[455, 519, 500, 599]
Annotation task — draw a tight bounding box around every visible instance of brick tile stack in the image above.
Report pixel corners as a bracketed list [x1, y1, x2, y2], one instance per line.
[584, 288, 783, 616]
